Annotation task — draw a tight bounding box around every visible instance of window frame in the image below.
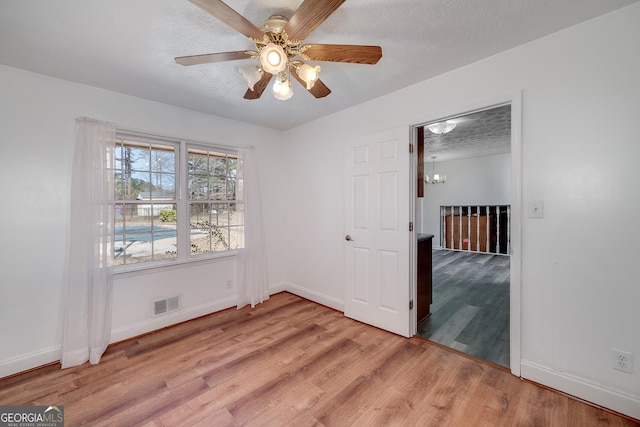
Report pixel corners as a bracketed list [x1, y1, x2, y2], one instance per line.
[113, 131, 242, 274]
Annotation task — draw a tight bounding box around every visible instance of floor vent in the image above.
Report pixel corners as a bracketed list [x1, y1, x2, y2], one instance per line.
[153, 295, 180, 316]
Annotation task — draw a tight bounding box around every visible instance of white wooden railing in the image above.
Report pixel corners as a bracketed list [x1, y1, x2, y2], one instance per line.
[440, 205, 510, 255]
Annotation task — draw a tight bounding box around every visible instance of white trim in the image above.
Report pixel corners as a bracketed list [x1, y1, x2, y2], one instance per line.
[521, 361, 640, 420]
[409, 130, 418, 336]
[409, 91, 523, 376]
[509, 92, 523, 377]
[110, 296, 237, 343]
[281, 282, 344, 312]
[0, 347, 61, 380]
[268, 281, 288, 295]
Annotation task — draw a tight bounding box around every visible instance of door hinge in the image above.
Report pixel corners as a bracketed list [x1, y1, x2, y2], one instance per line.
[409, 222, 413, 232]
[409, 143, 414, 154]
[409, 300, 414, 310]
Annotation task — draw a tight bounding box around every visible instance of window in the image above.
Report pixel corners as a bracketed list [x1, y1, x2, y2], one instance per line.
[187, 147, 242, 255]
[113, 133, 243, 268]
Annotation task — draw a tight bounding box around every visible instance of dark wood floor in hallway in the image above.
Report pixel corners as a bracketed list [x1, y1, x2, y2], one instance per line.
[419, 249, 511, 368]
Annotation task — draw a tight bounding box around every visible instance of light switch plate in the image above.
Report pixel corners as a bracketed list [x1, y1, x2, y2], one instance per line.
[528, 201, 544, 218]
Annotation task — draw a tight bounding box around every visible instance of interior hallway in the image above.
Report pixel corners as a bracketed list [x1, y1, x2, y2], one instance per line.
[418, 249, 510, 368]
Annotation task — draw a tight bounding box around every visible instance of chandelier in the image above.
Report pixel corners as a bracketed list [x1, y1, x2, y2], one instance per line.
[425, 156, 446, 184]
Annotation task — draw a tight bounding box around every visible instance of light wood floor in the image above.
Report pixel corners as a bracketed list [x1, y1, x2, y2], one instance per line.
[419, 249, 510, 368]
[1, 292, 637, 426]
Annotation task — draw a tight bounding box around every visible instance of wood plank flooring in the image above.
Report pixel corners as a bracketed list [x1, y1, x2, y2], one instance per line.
[419, 249, 510, 368]
[1, 292, 637, 426]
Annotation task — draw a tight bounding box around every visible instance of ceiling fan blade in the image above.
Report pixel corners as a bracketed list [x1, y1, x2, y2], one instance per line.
[301, 44, 382, 64]
[189, 0, 265, 41]
[243, 72, 273, 100]
[291, 71, 331, 98]
[284, 0, 346, 42]
[306, 79, 331, 98]
[175, 51, 255, 66]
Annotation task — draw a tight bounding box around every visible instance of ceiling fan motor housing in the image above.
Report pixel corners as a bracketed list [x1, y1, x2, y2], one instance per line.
[258, 15, 288, 34]
[255, 15, 301, 60]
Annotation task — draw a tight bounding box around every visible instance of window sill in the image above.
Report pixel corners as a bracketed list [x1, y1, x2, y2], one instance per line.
[113, 250, 239, 278]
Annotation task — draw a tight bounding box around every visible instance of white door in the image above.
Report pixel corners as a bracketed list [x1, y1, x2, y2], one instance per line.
[344, 127, 411, 337]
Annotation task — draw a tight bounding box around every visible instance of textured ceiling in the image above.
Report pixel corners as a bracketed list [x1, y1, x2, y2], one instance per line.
[424, 105, 511, 162]
[0, 0, 637, 130]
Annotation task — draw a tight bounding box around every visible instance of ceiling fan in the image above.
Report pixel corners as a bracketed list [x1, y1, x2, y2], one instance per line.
[175, 0, 382, 101]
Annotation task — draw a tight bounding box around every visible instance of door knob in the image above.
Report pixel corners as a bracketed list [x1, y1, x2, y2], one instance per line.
[345, 235, 354, 241]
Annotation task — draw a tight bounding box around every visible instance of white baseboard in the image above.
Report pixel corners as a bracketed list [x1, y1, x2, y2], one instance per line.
[0, 346, 61, 379]
[110, 295, 238, 344]
[1, 285, 340, 379]
[268, 281, 288, 295]
[1, 299, 242, 379]
[279, 281, 344, 312]
[521, 360, 640, 420]
[111, 284, 343, 344]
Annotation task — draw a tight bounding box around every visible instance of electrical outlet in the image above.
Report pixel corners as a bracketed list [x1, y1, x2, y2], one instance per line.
[226, 279, 232, 289]
[612, 349, 633, 373]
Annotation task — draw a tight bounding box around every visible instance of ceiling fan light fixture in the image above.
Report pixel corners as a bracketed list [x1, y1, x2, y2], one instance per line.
[259, 43, 287, 74]
[297, 63, 321, 89]
[175, 0, 383, 101]
[427, 120, 457, 135]
[239, 65, 263, 91]
[273, 76, 293, 101]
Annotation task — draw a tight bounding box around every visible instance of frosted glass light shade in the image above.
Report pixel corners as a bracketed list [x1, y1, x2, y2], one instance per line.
[273, 78, 293, 101]
[297, 63, 321, 89]
[239, 66, 263, 90]
[259, 43, 287, 74]
[426, 120, 456, 134]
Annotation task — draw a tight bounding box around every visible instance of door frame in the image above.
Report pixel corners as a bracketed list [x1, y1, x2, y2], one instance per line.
[409, 92, 522, 376]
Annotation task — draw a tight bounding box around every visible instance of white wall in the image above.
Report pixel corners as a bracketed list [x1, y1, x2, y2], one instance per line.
[2, 2, 640, 419]
[419, 153, 511, 244]
[0, 65, 289, 377]
[283, 4, 640, 418]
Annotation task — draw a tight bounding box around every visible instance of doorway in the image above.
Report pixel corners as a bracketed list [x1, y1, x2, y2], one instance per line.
[413, 101, 521, 373]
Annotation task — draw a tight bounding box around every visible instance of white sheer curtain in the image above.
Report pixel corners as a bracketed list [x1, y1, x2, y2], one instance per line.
[61, 117, 116, 368]
[236, 147, 269, 309]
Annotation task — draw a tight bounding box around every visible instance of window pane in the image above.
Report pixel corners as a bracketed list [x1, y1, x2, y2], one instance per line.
[127, 171, 151, 200]
[190, 202, 232, 254]
[115, 144, 124, 170]
[189, 152, 208, 174]
[152, 146, 175, 172]
[127, 146, 151, 171]
[210, 203, 227, 226]
[209, 176, 226, 200]
[227, 158, 238, 175]
[227, 158, 238, 199]
[190, 203, 211, 254]
[228, 203, 240, 226]
[226, 178, 236, 200]
[210, 156, 227, 176]
[151, 173, 175, 198]
[114, 203, 178, 265]
[189, 176, 208, 200]
[117, 171, 148, 200]
[229, 226, 243, 250]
